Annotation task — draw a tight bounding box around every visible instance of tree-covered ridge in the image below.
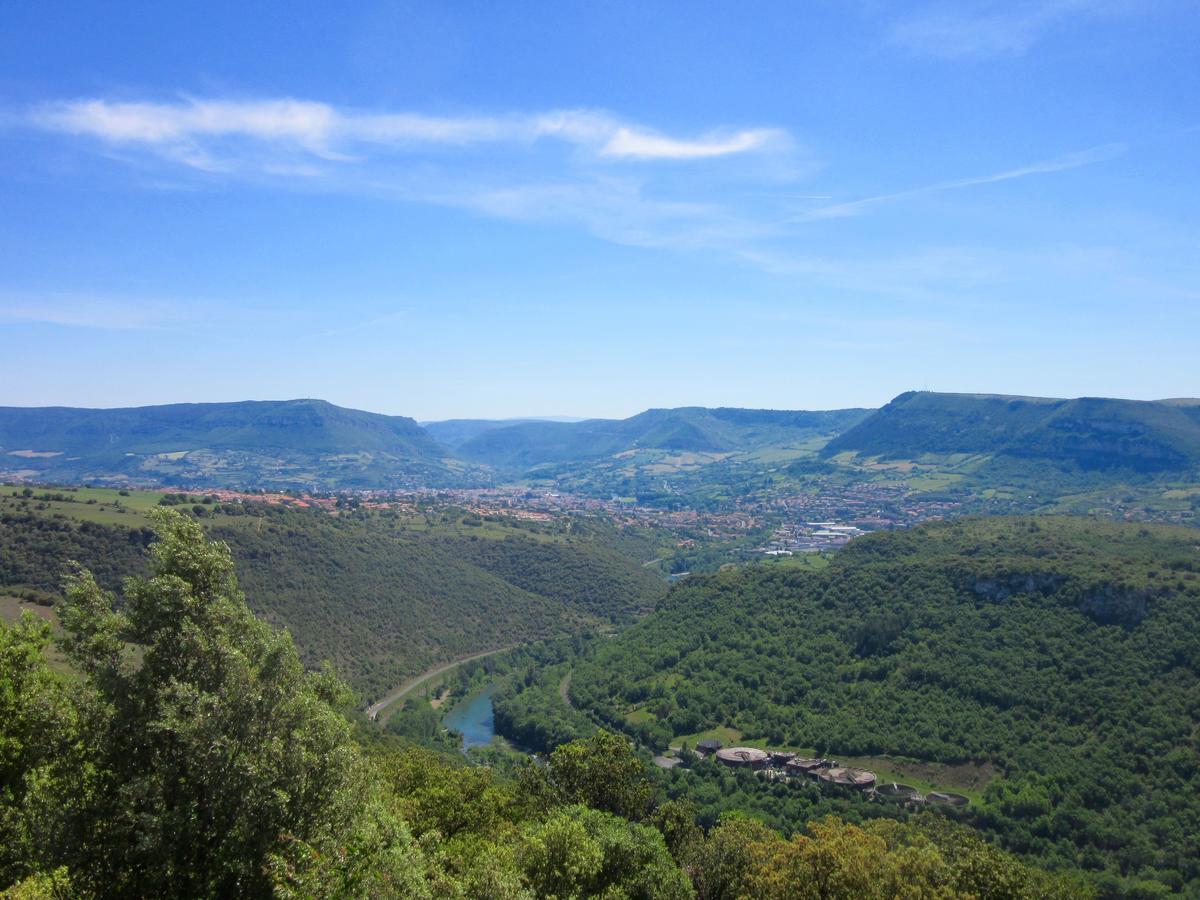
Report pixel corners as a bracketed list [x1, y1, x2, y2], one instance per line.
[825, 391, 1200, 475]
[0, 494, 667, 702]
[0, 511, 1081, 898]
[564, 517, 1200, 894]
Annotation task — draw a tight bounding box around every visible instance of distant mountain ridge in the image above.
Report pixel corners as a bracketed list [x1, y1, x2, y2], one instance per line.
[422, 417, 586, 451]
[0, 399, 465, 489]
[451, 406, 873, 473]
[0, 399, 874, 489]
[825, 391, 1200, 474]
[6, 392, 1197, 493]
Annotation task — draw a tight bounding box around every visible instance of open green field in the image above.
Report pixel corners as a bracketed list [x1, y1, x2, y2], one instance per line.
[0, 593, 59, 627]
[2, 485, 168, 525]
[756, 552, 831, 572]
[1, 593, 72, 674]
[671, 725, 744, 749]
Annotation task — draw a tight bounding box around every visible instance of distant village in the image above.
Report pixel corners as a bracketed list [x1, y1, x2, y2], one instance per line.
[60, 476, 966, 567]
[371, 477, 962, 540]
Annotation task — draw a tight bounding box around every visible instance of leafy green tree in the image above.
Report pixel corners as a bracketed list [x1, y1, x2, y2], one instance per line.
[382, 745, 517, 841]
[543, 730, 655, 821]
[519, 805, 693, 899]
[690, 813, 779, 900]
[0, 617, 76, 888]
[651, 798, 705, 866]
[741, 817, 931, 900]
[54, 509, 407, 897]
[0, 868, 74, 899]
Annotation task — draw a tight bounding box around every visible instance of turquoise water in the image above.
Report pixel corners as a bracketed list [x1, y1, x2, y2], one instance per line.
[442, 685, 497, 752]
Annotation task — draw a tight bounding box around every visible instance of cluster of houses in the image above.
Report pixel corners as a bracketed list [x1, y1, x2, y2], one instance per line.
[700, 742, 877, 788]
[688, 740, 968, 808]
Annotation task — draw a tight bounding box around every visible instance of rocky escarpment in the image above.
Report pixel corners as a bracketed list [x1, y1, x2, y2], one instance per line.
[971, 571, 1154, 627]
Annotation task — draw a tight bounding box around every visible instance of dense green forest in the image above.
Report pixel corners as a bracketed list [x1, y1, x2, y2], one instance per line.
[0, 488, 667, 701]
[496, 518, 1200, 895]
[0, 511, 1081, 898]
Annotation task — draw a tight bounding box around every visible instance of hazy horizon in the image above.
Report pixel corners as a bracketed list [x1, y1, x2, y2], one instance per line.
[3, 388, 1199, 426]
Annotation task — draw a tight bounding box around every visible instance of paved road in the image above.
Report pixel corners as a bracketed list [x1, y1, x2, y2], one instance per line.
[366, 646, 513, 721]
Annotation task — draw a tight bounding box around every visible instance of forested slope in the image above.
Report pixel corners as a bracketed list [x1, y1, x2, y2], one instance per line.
[0, 491, 666, 701]
[565, 517, 1200, 893]
[213, 510, 666, 700]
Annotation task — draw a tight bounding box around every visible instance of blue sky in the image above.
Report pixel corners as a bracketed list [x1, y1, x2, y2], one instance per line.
[1, 1, 1197, 419]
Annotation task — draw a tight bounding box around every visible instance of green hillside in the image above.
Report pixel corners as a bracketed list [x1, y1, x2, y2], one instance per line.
[0, 399, 477, 489]
[0, 489, 667, 702]
[555, 517, 1200, 893]
[825, 391, 1200, 475]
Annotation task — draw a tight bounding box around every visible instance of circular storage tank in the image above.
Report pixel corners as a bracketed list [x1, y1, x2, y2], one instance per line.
[873, 782, 921, 803]
[926, 791, 970, 808]
[818, 767, 877, 789]
[715, 747, 770, 769]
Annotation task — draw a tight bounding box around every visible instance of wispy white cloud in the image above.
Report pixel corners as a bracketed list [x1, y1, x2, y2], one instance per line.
[19, 93, 1141, 285]
[25, 95, 798, 258]
[889, 0, 1137, 59]
[31, 97, 784, 167]
[599, 127, 785, 160]
[798, 142, 1126, 220]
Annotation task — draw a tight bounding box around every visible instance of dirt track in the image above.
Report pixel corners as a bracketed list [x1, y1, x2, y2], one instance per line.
[558, 670, 573, 707]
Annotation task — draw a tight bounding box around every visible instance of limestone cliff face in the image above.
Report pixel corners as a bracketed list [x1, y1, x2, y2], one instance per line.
[971, 572, 1152, 627]
[971, 573, 1067, 602]
[1075, 582, 1153, 627]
